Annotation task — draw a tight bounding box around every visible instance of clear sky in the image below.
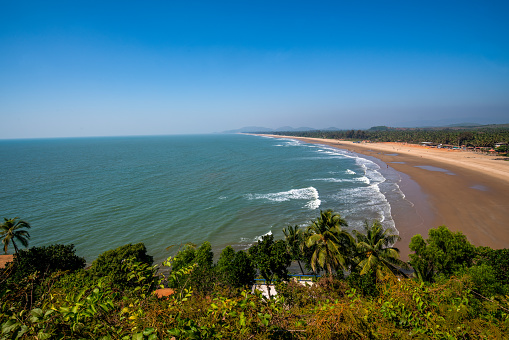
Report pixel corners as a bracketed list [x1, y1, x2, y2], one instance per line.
[1, 1, 508, 138]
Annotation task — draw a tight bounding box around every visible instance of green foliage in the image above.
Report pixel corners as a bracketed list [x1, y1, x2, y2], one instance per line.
[0, 217, 31, 256]
[346, 268, 379, 297]
[165, 242, 216, 293]
[305, 210, 353, 275]
[277, 275, 347, 308]
[248, 234, 291, 288]
[475, 246, 509, 285]
[7, 244, 85, 284]
[352, 221, 409, 281]
[89, 243, 153, 289]
[217, 246, 256, 289]
[270, 126, 509, 148]
[461, 264, 506, 297]
[283, 225, 308, 274]
[409, 226, 476, 282]
[495, 144, 509, 154]
[2, 213, 508, 339]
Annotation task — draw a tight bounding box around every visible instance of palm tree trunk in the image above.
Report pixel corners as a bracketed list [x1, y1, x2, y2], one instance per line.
[13, 241, 19, 257]
[297, 260, 304, 275]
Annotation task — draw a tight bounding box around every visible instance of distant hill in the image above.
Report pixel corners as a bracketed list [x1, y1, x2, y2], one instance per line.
[222, 126, 275, 134]
[222, 123, 509, 134]
[222, 126, 339, 133]
[445, 123, 482, 127]
[274, 126, 316, 132]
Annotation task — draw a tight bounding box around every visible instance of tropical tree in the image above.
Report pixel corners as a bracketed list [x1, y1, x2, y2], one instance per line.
[248, 234, 291, 297]
[216, 246, 256, 289]
[409, 225, 475, 282]
[352, 221, 409, 282]
[305, 210, 354, 275]
[1, 217, 31, 256]
[283, 225, 306, 274]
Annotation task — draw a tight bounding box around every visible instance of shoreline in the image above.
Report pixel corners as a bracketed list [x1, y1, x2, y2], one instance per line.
[255, 134, 509, 258]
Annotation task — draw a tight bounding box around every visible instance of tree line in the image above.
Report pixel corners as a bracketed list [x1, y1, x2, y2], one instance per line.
[1, 212, 508, 339]
[266, 126, 509, 149]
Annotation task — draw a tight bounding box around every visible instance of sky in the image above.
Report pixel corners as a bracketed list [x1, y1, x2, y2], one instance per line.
[1, 1, 508, 138]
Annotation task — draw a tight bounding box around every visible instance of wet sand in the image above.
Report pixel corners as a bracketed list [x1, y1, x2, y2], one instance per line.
[258, 135, 509, 259]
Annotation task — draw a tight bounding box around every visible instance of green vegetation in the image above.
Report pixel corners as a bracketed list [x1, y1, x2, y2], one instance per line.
[268, 125, 509, 149]
[1, 217, 31, 256]
[409, 226, 476, 282]
[353, 221, 409, 281]
[1, 214, 508, 339]
[88, 243, 154, 289]
[304, 210, 352, 275]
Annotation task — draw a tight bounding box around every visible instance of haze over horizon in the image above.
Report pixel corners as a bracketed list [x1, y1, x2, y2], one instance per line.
[1, 1, 508, 139]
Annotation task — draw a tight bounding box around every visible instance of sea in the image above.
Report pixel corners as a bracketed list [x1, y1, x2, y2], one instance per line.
[0, 134, 406, 265]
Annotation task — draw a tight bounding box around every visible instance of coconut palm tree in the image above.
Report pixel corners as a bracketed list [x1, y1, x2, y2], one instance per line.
[283, 225, 305, 274]
[305, 210, 354, 275]
[1, 217, 31, 256]
[353, 221, 409, 281]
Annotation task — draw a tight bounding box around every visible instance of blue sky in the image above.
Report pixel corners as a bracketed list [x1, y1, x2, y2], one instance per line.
[1, 1, 508, 138]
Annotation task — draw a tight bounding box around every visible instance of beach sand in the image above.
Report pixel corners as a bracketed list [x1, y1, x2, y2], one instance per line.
[0, 255, 14, 269]
[258, 135, 509, 259]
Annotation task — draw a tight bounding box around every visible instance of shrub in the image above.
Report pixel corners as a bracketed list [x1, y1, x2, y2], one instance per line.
[217, 246, 256, 289]
[166, 242, 216, 293]
[88, 243, 153, 289]
[8, 244, 85, 283]
[409, 226, 476, 281]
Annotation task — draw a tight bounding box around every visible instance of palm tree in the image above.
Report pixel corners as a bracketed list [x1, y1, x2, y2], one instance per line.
[305, 210, 354, 275]
[1, 217, 31, 256]
[353, 221, 409, 281]
[283, 225, 305, 274]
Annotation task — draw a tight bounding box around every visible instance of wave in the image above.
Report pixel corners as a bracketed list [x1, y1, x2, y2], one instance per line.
[245, 187, 321, 210]
[311, 176, 370, 184]
[239, 230, 273, 248]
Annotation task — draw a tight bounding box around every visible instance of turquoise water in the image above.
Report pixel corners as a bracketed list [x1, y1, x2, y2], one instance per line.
[0, 134, 401, 264]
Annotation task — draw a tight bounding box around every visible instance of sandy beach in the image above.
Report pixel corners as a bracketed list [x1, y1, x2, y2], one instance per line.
[258, 135, 509, 259]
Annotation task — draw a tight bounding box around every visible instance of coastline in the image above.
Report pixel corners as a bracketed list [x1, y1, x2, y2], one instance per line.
[256, 134, 509, 259]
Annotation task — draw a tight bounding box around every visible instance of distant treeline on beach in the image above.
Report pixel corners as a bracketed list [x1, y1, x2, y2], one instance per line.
[266, 125, 509, 149]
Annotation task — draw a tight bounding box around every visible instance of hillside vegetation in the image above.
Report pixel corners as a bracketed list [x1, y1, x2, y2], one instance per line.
[1, 212, 508, 339]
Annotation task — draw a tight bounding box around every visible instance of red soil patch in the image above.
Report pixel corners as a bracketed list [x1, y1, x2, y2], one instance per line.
[153, 288, 175, 298]
[0, 255, 14, 269]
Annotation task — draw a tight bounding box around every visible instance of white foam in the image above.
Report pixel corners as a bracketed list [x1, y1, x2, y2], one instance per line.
[253, 230, 273, 242]
[240, 230, 273, 248]
[281, 139, 301, 147]
[345, 169, 356, 175]
[311, 176, 369, 184]
[245, 187, 321, 210]
[311, 177, 347, 183]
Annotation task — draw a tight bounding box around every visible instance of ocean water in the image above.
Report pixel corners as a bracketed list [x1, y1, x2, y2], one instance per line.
[0, 134, 403, 264]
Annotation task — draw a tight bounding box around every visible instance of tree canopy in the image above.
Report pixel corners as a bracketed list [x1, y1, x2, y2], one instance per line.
[409, 226, 476, 282]
[1, 217, 31, 256]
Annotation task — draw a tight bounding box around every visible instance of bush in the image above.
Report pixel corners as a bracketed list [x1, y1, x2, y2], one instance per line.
[88, 243, 153, 289]
[347, 268, 379, 297]
[462, 264, 506, 297]
[409, 226, 476, 281]
[8, 244, 85, 283]
[217, 246, 256, 289]
[475, 247, 509, 285]
[248, 234, 291, 285]
[166, 242, 216, 293]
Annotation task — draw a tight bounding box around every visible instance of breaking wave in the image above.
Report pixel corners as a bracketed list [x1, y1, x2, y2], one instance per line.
[245, 187, 321, 210]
